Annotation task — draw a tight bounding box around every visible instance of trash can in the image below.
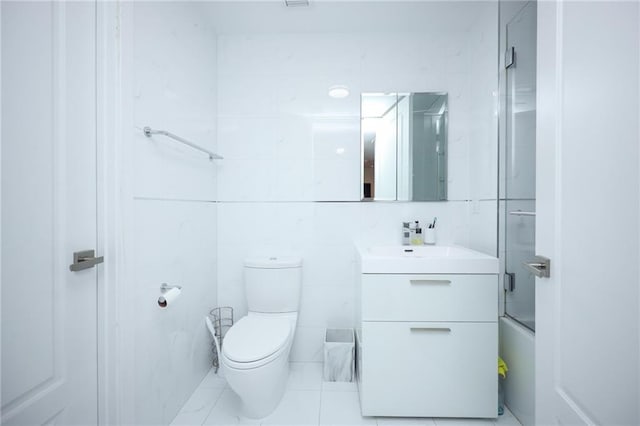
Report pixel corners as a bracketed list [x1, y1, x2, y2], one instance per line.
[323, 328, 355, 382]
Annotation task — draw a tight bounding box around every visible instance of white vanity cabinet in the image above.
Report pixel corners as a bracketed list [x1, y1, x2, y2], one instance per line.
[356, 271, 499, 418]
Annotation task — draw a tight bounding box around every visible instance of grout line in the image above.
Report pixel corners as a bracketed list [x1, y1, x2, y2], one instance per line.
[317, 382, 323, 426]
[134, 196, 218, 203]
[215, 199, 497, 204]
[200, 386, 226, 426]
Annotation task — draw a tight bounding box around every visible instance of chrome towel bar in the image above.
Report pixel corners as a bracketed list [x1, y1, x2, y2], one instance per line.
[143, 126, 223, 160]
[509, 210, 536, 216]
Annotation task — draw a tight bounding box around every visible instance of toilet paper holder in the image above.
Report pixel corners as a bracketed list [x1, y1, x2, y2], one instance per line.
[160, 283, 182, 292]
[158, 283, 183, 308]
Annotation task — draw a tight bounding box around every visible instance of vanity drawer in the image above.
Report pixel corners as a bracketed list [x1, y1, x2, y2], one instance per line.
[362, 274, 497, 322]
[360, 321, 498, 417]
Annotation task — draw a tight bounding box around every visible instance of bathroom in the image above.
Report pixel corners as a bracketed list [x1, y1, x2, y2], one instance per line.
[1, 1, 638, 426]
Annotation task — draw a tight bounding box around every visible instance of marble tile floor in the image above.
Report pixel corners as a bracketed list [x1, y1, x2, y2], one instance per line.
[171, 363, 522, 426]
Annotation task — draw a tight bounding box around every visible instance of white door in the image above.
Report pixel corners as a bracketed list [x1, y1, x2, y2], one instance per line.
[1, 1, 100, 425]
[536, 2, 639, 425]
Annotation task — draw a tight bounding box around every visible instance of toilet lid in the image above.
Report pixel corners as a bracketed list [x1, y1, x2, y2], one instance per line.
[222, 316, 291, 363]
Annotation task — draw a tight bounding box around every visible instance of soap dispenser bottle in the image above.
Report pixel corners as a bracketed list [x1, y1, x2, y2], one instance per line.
[414, 227, 424, 245]
[410, 221, 424, 245]
[402, 222, 411, 245]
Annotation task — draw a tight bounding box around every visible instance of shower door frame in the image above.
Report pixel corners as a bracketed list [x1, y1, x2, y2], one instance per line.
[501, 1, 537, 333]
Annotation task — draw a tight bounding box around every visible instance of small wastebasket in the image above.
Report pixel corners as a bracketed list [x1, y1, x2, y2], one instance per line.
[323, 328, 355, 382]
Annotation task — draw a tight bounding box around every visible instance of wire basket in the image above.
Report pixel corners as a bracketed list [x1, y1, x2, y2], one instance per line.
[208, 307, 234, 372]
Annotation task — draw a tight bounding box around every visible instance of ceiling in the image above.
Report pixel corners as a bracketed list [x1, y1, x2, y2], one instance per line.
[201, 1, 493, 34]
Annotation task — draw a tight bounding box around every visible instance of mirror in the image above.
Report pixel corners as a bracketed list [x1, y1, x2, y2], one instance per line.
[361, 92, 448, 201]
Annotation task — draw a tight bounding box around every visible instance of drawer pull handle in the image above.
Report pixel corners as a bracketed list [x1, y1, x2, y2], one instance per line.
[409, 279, 451, 285]
[410, 327, 451, 332]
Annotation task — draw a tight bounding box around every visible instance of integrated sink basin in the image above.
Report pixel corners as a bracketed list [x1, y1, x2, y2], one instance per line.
[357, 244, 499, 274]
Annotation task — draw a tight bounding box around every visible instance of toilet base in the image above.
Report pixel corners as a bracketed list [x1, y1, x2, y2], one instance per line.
[222, 352, 290, 419]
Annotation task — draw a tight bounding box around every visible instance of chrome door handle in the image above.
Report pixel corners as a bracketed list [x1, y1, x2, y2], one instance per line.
[69, 249, 104, 272]
[523, 256, 550, 278]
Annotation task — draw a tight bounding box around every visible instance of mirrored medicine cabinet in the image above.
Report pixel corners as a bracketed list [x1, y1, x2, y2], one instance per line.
[361, 92, 448, 201]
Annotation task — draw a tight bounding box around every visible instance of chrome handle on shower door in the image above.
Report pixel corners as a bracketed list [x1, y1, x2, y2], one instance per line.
[523, 256, 550, 278]
[69, 249, 104, 272]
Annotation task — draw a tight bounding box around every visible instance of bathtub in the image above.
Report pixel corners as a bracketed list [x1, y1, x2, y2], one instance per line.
[499, 316, 535, 426]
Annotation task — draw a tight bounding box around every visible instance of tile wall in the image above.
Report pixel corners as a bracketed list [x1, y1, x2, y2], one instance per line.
[216, 9, 499, 362]
[129, 3, 219, 423]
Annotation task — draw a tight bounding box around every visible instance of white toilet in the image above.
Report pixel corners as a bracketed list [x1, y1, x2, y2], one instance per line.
[220, 256, 302, 419]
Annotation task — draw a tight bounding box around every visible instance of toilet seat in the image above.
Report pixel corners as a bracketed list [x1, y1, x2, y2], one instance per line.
[222, 316, 291, 369]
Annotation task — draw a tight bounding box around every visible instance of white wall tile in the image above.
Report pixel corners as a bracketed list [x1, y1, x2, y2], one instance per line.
[133, 130, 219, 201]
[133, 199, 218, 424]
[218, 72, 279, 117]
[128, 3, 219, 423]
[298, 285, 356, 329]
[310, 203, 361, 246]
[277, 115, 315, 160]
[216, 16, 499, 362]
[301, 243, 357, 288]
[218, 278, 248, 320]
[132, 2, 218, 201]
[312, 158, 360, 201]
[357, 202, 469, 248]
[290, 327, 326, 363]
[468, 9, 500, 202]
[217, 28, 498, 203]
[217, 117, 279, 160]
[217, 158, 277, 202]
[216, 200, 488, 362]
[468, 200, 499, 256]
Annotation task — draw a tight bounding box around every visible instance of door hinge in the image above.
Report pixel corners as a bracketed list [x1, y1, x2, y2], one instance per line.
[505, 46, 515, 69]
[504, 272, 515, 292]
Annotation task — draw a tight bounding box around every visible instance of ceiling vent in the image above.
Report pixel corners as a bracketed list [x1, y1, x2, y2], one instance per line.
[285, 0, 309, 7]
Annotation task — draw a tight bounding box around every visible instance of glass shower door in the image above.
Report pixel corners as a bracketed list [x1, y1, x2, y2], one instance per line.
[505, 2, 536, 331]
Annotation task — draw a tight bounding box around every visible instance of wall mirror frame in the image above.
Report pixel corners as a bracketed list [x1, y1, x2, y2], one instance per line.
[361, 92, 448, 202]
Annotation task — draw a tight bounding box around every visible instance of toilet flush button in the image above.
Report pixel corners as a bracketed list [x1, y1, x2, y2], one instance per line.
[244, 256, 302, 268]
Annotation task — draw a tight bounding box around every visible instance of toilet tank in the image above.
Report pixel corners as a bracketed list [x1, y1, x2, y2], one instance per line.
[244, 256, 303, 313]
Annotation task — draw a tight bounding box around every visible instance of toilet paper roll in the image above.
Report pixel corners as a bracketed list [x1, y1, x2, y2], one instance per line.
[158, 287, 181, 308]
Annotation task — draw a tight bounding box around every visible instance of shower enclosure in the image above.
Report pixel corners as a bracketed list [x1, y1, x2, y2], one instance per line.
[504, 2, 536, 331]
